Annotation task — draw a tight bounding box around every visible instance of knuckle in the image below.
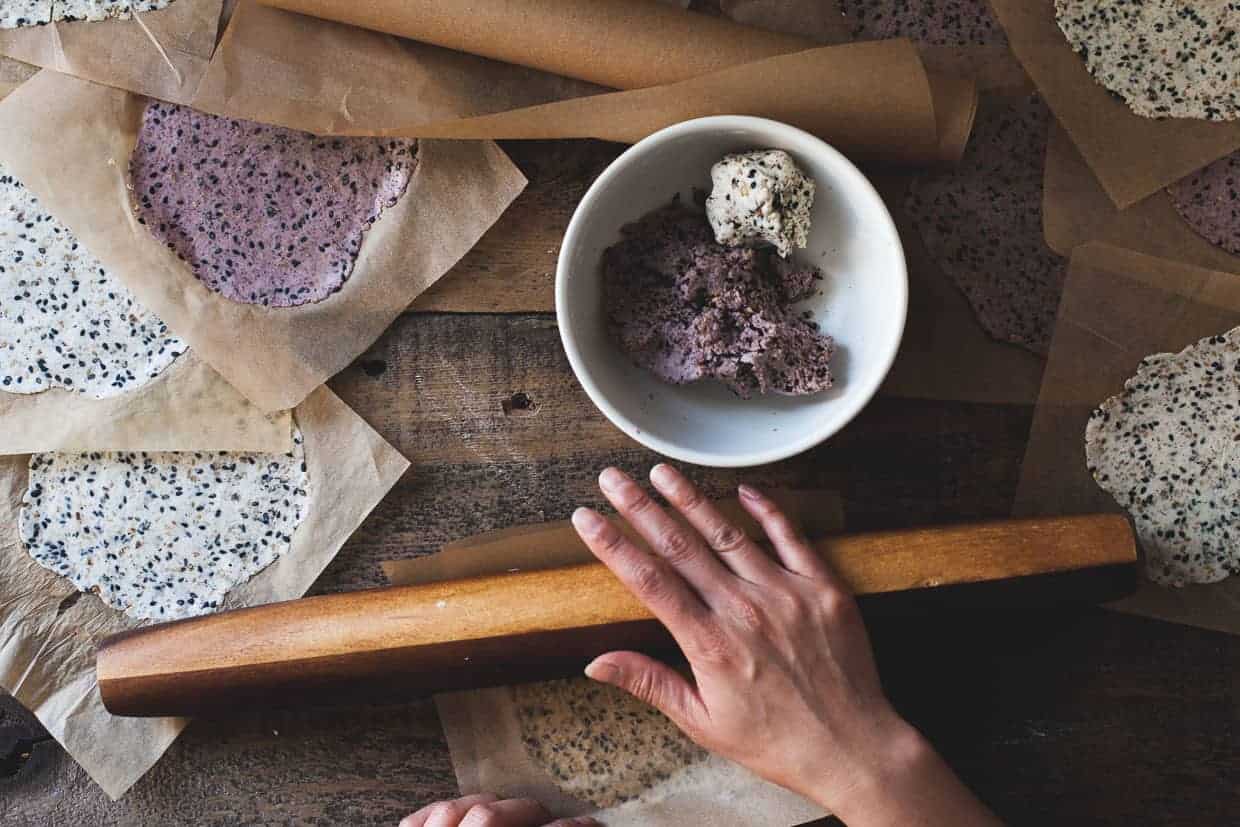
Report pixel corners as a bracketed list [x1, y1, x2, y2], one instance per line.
[423, 802, 463, 824]
[821, 590, 857, 622]
[657, 528, 700, 565]
[727, 596, 764, 632]
[461, 803, 502, 827]
[710, 522, 747, 552]
[630, 561, 667, 600]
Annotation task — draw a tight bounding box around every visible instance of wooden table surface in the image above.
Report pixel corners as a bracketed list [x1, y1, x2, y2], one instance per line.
[2, 138, 1238, 826]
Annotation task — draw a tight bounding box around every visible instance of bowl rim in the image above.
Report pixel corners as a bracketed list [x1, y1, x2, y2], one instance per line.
[555, 114, 908, 468]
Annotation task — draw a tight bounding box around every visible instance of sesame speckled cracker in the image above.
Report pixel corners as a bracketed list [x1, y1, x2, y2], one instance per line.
[21, 425, 309, 621]
[130, 102, 418, 308]
[514, 679, 707, 809]
[1, 161, 185, 399]
[842, 0, 1007, 46]
[1055, 0, 1240, 121]
[905, 93, 1066, 354]
[1166, 151, 1240, 256]
[0, 0, 49, 27]
[1086, 328, 1240, 587]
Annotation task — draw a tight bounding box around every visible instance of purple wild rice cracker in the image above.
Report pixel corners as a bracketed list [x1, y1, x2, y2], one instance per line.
[603, 203, 834, 398]
[904, 93, 1066, 355]
[841, 0, 1007, 47]
[1167, 152, 1240, 257]
[130, 102, 418, 308]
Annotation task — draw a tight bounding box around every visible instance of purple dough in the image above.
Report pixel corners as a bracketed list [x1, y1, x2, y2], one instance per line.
[603, 203, 833, 398]
[1167, 153, 1240, 256]
[905, 93, 1066, 355]
[841, 0, 1007, 47]
[130, 102, 417, 308]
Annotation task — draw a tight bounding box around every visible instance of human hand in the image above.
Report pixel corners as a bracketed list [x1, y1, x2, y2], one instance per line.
[571, 465, 1001, 827]
[398, 794, 598, 827]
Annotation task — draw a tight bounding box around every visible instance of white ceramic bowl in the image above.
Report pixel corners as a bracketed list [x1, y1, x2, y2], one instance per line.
[556, 116, 907, 468]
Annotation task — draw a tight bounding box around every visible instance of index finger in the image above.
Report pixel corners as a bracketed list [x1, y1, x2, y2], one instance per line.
[571, 507, 713, 642]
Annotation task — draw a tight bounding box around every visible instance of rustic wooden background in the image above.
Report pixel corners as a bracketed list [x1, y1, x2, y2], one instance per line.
[3, 136, 1239, 825]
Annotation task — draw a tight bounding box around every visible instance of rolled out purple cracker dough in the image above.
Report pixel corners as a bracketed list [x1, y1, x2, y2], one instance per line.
[904, 93, 1066, 355]
[1167, 152, 1240, 257]
[841, 0, 1007, 47]
[603, 203, 833, 398]
[130, 102, 417, 308]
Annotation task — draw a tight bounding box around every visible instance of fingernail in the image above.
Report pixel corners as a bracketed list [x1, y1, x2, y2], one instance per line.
[584, 659, 619, 683]
[572, 507, 607, 537]
[599, 467, 627, 492]
[738, 483, 763, 500]
[649, 463, 676, 488]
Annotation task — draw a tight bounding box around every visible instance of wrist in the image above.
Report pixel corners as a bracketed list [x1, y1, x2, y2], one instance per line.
[827, 721, 938, 820]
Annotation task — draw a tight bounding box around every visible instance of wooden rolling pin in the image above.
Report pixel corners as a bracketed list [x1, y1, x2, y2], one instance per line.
[98, 515, 1134, 717]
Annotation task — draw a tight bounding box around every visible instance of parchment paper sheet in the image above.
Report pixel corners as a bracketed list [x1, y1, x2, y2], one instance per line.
[0, 386, 409, 799]
[991, 0, 1240, 209]
[0, 66, 288, 452]
[192, 2, 976, 165]
[1014, 243, 1240, 635]
[874, 175, 1047, 404]
[0, 351, 291, 454]
[385, 491, 842, 826]
[0, 69, 528, 412]
[1043, 122, 1240, 280]
[0, 0, 223, 104]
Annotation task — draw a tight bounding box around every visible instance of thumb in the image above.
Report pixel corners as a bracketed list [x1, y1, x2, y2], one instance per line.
[585, 651, 705, 735]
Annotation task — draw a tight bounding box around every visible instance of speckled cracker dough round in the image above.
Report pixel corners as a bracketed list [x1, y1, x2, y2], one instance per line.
[0, 0, 178, 28]
[1056, 0, 1240, 121]
[1086, 328, 1240, 587]
[1166, 152, 1240, 256]
[20, 426, 309, 621]
[905, 93, 1066, 355]
[1, 164, 185, 398]
[130, 102, 418, 308]
[841, 0, 1007, 46]
[513, 679, 707, 809]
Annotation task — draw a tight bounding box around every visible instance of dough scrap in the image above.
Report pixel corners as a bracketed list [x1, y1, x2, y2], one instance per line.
[1, 162, 184, 398]
[130, 102, 418, 308]
[1086, 329, 1240, 586]
[21, 426, 310, 620]
[1055, 0, 1240, 121]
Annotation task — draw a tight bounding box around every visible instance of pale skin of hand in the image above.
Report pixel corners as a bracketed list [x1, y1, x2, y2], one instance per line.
[402, 465, 1002, 827]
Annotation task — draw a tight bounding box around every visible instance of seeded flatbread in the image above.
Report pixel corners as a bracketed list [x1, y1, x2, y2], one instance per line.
[1166, 151, 1240, 256]
[1, 162, 185, 398]
[841, 0, 1007, 46]
[1086, 329, 1240, 587]
[0, 0, 176, 27]
[905, 93, 1066, 354]
[130, 102, 418, 308]
[0, 0, 50, 27]
[1055, 0, 1240, 121]
[514, 678, 707, 809]
[20, 426, 309, 620]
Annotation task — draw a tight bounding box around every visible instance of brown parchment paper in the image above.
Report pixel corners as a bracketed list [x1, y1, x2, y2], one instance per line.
[873, 174, 1048, 405]
[0, 54, 36, 96]
[990, 0, 1240, 209]
[0, 0, 222, 104]
[0, 64, 287, 452]
[1043, 122, 1240, 282]
[0, 69, 527, 412]
[0, 386, 409, 799]
[385, 491, 841, 826]
[192, 2, 975, 166]
[0, 351, 291, 454]
[1014, 243, 1240, 635]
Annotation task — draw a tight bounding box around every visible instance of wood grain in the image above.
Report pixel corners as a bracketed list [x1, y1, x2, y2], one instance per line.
[96, 516, 1134, 717]
[5, 130, 1240, 825]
